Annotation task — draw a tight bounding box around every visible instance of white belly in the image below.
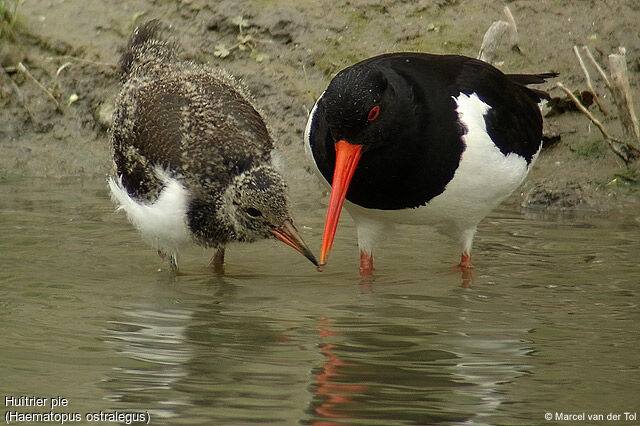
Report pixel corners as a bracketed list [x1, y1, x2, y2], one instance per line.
[108, 168, 192, 259]
[345, 92, 540, 252]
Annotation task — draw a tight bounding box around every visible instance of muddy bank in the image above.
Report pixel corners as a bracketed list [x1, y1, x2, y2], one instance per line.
[1, 0, 639, 210]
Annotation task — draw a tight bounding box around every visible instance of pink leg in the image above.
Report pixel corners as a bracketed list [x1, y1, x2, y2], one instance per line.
[359, 251, 374, 277]
[460, 267, 473, 288]
[458, 253, 474, 269]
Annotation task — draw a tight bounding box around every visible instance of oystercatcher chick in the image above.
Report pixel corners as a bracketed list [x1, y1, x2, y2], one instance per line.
[109, 20, 317, 272]
[305, 53, 555, 276]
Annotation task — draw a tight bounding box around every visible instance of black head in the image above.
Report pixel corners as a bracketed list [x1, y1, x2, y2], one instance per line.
[322, 64, 405, 149]
[314, 61, 427, 265]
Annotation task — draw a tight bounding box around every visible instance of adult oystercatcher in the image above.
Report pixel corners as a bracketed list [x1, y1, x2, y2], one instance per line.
[305, 52, 554, 276]
[109, 20, 317, 271]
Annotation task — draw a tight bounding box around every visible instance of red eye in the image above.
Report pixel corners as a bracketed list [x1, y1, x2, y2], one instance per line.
[367, 105, 380, 121]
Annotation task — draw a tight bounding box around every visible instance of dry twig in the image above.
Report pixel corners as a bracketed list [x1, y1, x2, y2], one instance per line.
[47, 56, 117, 68]
[573, 45, 607, 115]
[582, 46, 613, 92]
[554, 83, 607, 138]
[478, 6, 520, 65]
[502, 6, 520, 53]
[608, 48, 640, 146]
[554, 82, 639, 164]
[556, 44, 640, 164]
[17, 62, 61, 111]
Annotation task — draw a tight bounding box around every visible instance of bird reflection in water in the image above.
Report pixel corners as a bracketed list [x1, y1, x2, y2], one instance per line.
[312, 317, 367, 424]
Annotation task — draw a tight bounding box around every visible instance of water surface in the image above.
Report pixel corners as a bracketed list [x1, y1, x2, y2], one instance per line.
[1, 176, 639, 425]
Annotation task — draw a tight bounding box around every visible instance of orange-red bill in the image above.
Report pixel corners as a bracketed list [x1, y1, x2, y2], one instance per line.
[319, 140, 363, 266]
[271, 220, 318, 266]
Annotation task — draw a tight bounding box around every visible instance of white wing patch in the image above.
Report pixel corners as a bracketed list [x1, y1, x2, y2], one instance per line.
[344, 92, 539, 255]
[108, 168, 192, 258]
[448, 92, 532, 202]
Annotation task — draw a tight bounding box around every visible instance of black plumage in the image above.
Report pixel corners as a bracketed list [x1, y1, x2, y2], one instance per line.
[305, 52, 555, 274]
[309, 53, 553, 210]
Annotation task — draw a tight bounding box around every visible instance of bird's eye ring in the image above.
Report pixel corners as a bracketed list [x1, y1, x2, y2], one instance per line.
[367, 105, 380, 121]
[245, 207, 263, 218]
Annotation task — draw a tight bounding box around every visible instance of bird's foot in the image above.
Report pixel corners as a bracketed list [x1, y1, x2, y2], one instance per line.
[209, 247, 225, 274]
[460, 267, 473, 288]
[458, 253, 474, 269]
[359, 251, 374, 278]
[169, 257, 178, 272]
[158, 249, 180, 273]
[456, 253, 473, 288]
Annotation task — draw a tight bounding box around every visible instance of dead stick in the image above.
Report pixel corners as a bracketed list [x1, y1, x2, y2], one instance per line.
[502, 6, 518, 33]
[573, 45, 607, 115]
[554, 82, 608, 138]
[477, 6, 519, 64]
[46, 56, 117, 68]
[17, 62, 61, 110]
[477, 21, 511, 64]
[503, 6, 522, 53]
[608, 50, 640, 145]
[582, 46, 613, 92]
[554, 82, 635, 163]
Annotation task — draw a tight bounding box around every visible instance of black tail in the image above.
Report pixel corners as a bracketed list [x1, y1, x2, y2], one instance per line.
[507, 72, 558, 102]
[118, 19, 177, 82]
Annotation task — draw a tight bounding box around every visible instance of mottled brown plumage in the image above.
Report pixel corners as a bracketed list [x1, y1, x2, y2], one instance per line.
[109, 20, 317, 271]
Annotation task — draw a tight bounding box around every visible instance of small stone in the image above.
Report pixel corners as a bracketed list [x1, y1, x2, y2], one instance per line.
[96, 100, 115, 129]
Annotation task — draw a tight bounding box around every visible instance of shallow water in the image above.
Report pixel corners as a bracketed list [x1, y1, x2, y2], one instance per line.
[1, 175, 639, 425]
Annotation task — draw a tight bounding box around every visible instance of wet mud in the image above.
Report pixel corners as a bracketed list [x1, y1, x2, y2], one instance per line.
[1, 0, 639, 210]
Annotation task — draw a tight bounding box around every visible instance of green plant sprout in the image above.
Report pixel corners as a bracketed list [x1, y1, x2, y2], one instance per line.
[0, 0, 20, 38]
[214, 15, 270, 63]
